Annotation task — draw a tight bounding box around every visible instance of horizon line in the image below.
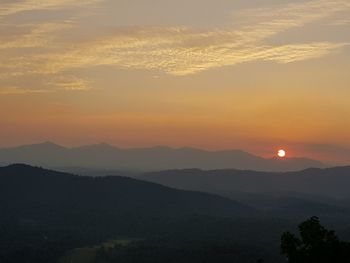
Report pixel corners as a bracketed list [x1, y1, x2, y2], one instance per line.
[0, 140, 325, 162]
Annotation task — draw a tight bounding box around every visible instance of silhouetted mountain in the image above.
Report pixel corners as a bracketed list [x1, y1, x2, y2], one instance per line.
[1, 165, 349, 263]
[142, 167, 350, 221]
[143, 166, 350, 199]
[2, 164, 290, 263]
[0, 142, 325, 172]
[228, 192, 350, 222]
[0, 164, 254, 222]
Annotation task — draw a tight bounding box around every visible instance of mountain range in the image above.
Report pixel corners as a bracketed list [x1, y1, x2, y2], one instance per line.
[1, 164, 306, 263]
[0, 142, 325, 172]
[143, 166, 350, 199]
[0, 164, 253, 222]
[142, 167, 350, 222]
[2, 164, 350, 263]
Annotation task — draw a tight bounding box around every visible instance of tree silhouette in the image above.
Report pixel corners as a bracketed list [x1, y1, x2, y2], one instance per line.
[281, 216, 350, 263]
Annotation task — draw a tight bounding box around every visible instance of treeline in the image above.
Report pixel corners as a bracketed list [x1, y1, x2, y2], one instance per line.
[0, 215, 286, 263]
[95, 238, 269, 263]
[2, 216, 350, 262]
[94, 217, 350, 263]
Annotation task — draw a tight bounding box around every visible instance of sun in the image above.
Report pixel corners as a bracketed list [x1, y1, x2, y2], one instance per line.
[277, 149, 286, 158]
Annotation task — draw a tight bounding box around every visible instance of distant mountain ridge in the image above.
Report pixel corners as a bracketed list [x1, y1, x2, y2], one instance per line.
[0, 141, 325, 172]
[143, 166, 350, 199]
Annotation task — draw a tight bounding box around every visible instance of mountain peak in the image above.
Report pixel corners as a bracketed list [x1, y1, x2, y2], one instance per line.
[41, 141, 63, 146]
[27, 141, 66, 150]
[3, 163, 35, 169]
[0, 163, 46, 174]
[1, 141, 67, 151]
[72, 143, 118, 151]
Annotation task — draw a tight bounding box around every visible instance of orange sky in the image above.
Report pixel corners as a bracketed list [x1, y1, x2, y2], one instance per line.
[0, 0, 350, 164]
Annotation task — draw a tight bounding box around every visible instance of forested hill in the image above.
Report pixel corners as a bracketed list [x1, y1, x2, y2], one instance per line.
[0, 164, 254, 221]
[143, 166, 350, 198]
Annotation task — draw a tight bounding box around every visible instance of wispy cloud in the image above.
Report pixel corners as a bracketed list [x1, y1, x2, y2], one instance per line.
[328, 19, 350, 26]
[0, 0, 101, 93]
[0, 22, 73, 49]
[49, 75, 92, 91]
[0, 0, 349, 94]
[0, 0, 103, 18]
[0, 86, 53, 95]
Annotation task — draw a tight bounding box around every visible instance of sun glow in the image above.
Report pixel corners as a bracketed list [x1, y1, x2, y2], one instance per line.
[277, 149, 286, 158]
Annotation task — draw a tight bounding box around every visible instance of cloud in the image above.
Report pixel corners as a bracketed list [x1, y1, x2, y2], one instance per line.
[253, 43, 348, 64]
[49, 75, 91, 90]
[0, 22, 73, 49]
[0, 86, 53, 95]
[0, 0, 103, 18]
[3, 30, 348, 77]
[0, 0, 349, 93]
[0, 0, 100, 92]
[328, 19, 350, 26]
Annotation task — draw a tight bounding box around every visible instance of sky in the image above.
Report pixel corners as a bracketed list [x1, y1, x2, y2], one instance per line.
[0, 0, 349, 164]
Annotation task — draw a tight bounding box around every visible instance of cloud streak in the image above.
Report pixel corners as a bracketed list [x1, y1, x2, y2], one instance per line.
[0, 0, 103, 18]
[328, 19, 350, 26]
[0, 22, 73, 49]
[0, 0, 349, 94]
[0, 86, 53, 95]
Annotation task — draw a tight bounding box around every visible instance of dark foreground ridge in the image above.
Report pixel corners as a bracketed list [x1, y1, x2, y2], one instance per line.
[0, 164, 254, 219]
[1, 164, 350, 263]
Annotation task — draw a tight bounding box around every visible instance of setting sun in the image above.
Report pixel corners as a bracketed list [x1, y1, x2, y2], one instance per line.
[278, 149, 286, 158]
